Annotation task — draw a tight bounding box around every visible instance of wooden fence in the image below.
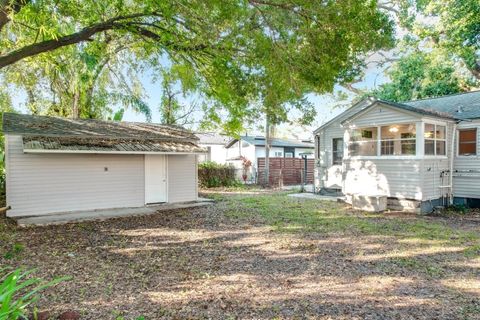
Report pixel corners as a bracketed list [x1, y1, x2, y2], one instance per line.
[257, 157, 314, 186]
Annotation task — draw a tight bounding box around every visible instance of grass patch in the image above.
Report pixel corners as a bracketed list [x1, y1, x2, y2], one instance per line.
[221, 193, 480, 249]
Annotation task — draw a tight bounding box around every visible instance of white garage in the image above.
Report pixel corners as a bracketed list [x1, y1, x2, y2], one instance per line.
[3, 113, 205, 218]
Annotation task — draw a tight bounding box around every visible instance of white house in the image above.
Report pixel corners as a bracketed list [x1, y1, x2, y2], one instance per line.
[195, 132, 229, 164]
[314, 91, 480, 212]
[225, 135, 314, 180]
[3, 113, 206, 218]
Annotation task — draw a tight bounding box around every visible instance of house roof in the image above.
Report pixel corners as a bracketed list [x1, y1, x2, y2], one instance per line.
[316, 91, 480, 134]
[3, 113, 206, 154]
[403, 90, 480, 120]
[226, 135, 314, 149]
[195, 132, 230, 145]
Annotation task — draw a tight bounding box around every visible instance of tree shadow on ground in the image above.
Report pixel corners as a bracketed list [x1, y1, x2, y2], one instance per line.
[1, 198, 479, 319]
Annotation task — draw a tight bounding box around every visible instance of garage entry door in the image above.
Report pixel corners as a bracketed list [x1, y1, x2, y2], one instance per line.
[144, 155, 167, 204]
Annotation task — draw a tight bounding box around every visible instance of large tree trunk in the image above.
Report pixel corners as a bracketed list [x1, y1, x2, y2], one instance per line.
[72, 89, 80, 119]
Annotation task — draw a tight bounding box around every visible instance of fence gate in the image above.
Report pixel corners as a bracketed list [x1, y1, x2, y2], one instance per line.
[257, 157, 314, 186]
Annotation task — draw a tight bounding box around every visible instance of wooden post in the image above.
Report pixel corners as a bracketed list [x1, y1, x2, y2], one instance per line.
[264, 115, 270, 187]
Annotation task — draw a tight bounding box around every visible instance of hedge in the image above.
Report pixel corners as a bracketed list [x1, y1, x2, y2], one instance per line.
[198, 161, 238, 188]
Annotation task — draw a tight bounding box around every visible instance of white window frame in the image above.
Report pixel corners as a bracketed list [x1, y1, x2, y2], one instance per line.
[345, 120, 449, 160]
[347, 121, 419, 159]
[332, 137, 344, 165]
[424, 123, 447, 157]
[457, 127, 478, 157]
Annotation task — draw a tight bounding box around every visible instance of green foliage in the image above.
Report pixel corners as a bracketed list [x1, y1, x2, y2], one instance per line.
[396, 0, 480, 80]
[0, 0, 394, 133]
[0, 268, 69, 320]
[445, 204, 469, 215]
[157, 69, 196, 126]
[3, 243, 24, 260]
[371, 51, 473, 102]
[198, 161, 238, 188]
[2, 39, 151, 120]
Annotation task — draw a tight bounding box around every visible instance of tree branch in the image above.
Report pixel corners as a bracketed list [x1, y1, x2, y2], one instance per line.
[0, 13, 154, 69]
[0, 0, 30, 32]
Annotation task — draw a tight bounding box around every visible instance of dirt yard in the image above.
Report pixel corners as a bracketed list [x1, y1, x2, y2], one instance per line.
[1, 191, 479, 319]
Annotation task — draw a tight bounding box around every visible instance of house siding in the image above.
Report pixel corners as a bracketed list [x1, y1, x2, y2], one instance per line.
[324, 104, 455, 202]
[6, 135, 145, 217]
[344, 158, 423, 200]
[453, 120, 480, 199]
[167, 154, 198, 203]
[346, 103, 419, 127]
[421, 122, 454, 201]
[315, 99, 374, 191]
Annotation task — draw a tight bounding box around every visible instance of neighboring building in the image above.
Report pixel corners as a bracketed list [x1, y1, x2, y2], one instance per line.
[225, 135, 314, 180]
[3, 113, 206, 218]
[195, 132, 229, 164]
[314, 90, 480, 212]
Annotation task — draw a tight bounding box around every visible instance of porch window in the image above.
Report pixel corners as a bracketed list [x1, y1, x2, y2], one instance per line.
[332, 138, 344, 164]
[348, 127, 377, 156]
[458, 128, 477, 156]
[380, 124, 416, 155]
[425, 124, 446, 156]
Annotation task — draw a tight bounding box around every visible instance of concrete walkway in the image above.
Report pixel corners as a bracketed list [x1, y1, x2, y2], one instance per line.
[288, 192, 345, 202]
[282, 184, 314, 193]
[15, 198, 214, 227]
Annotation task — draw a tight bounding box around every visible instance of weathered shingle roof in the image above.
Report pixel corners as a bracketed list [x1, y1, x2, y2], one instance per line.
[227, 136, 314, 149]
[403, 90, 480, 120]
[3, 113, 206, 154]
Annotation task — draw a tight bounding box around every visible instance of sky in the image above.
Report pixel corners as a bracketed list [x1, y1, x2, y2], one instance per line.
[119, 60, 389, 140]
[11, 54, 390, 141]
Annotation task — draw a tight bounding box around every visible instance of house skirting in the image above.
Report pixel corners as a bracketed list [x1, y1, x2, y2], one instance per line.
[344, 195, 449, 214]
[453, 197, 480, 208]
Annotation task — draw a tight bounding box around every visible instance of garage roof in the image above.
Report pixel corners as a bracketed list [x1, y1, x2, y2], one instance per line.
[3, 113, 206, 154]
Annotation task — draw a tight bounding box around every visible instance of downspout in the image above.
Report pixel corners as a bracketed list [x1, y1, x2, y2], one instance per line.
[449, 122, 457, 205]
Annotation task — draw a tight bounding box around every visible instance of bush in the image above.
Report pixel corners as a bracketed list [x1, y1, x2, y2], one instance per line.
[198, 161, 238, 188]
[0, 268, 69, 320]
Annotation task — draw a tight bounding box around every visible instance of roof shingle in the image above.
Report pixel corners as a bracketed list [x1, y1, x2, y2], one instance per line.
[403, 90, 480, 120]
[3, 113, 205, 154]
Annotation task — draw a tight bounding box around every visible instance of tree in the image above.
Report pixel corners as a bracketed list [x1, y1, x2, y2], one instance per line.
[158, 70, 197, 126]
[371, 50, 477, 102]
[1, 0, 395, 135]
[395, 0, 480, 80]
[1, 37, 152, 119]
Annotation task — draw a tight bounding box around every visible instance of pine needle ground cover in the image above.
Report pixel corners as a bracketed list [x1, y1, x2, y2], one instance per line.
[1, 192, 479, 319]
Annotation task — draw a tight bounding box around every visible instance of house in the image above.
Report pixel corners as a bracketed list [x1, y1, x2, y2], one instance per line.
[225, 135, 314, 180]
[3, 113, 206, 218]
[314, 90, 480, 212]
[195, 132, 229, 164]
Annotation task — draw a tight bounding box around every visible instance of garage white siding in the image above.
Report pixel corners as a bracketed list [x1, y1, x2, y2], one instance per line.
[167, 154, 198, 203]
[6, 135, 145, 217]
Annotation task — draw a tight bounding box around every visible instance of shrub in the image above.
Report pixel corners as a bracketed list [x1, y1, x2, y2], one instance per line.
[198, 161, 238, 188]
[0, 268, 69, 320]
